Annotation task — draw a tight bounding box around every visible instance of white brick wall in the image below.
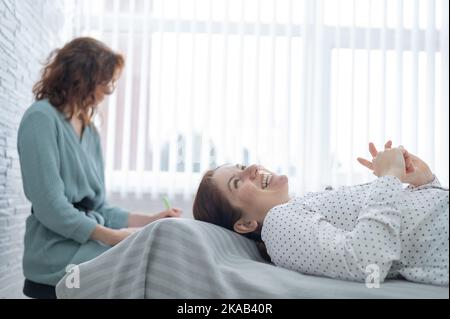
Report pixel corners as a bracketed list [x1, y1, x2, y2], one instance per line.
[0, 0, 72, 298]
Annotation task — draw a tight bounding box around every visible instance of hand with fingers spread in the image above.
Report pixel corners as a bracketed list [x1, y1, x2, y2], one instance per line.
[357, 140, 406, 179]
[367, 146, 406, 180]
[357, 141, 434, 187]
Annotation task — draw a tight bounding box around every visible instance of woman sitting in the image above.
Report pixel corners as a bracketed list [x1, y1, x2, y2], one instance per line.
[18, 37, 181, 298]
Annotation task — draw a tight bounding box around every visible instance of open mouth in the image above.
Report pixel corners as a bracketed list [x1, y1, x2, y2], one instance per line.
[261, 174, 272, 189]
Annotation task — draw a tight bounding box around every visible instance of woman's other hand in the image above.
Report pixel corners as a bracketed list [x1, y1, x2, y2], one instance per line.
[91, 225, 136, 246]
[154, 208, 183, 220]
[108, 228, 136, 245]
[120, 227, 142, 233]
[397, 152, 434, 187]
[128, 208, 183, 227]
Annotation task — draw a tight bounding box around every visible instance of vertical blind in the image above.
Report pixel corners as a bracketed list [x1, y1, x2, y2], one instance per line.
[74, 0, 449, 199]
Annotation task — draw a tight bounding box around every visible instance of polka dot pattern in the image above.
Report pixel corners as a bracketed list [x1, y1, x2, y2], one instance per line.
[261, 175, 449, 286]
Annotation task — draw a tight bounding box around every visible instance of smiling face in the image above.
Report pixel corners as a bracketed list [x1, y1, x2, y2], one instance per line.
[212, 164, 290, 233]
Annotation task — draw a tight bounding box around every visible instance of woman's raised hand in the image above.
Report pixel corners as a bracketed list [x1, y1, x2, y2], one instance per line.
[357, 141, 434, 186]
[357, 141, 414, 174]
[357, 140, 407, 179]
[370, 146, 406, 180]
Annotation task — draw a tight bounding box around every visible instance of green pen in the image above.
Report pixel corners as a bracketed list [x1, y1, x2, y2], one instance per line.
[162, 196, 171, 210]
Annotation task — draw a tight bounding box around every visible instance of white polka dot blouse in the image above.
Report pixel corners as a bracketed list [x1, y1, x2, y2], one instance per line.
[261, 175, 449, 286]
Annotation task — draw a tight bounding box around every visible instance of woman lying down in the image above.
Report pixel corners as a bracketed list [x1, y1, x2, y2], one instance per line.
[193, 141, 449, 286]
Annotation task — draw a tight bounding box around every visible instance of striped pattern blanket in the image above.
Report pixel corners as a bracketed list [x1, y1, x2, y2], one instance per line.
[56, 218, 449, 299]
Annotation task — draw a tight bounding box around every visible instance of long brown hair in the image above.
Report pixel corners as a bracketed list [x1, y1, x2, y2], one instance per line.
[193, 169, 272, 262]
[33, 37, 124, 126]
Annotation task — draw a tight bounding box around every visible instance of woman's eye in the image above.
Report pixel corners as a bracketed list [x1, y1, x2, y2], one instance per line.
[240, 165, 246, 170]
[233, 179, 240, 189]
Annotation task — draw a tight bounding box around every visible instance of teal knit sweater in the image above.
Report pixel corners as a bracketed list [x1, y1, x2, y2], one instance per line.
[17, 99, 129, 286]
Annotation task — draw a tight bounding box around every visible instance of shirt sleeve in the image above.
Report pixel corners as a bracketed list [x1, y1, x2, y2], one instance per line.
[406, 174, 442, 190]
[91, 126, 129, 229]
[262, 175, 403, 283]
[17, 111, 98, 244]
[96, 203, 129, 229]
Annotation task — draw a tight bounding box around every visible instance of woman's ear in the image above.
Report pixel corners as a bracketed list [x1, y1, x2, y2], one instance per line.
[233, 218, 258, 234]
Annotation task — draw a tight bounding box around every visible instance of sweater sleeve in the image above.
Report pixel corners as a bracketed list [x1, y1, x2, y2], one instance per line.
[17, 111, 98, 244]
[91, 126, 129, 229]
[96, 203, 129, 229]
[262, 176, 403, 283]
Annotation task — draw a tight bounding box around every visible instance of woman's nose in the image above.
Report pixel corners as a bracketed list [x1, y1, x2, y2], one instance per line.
[243, 164, 259, 180]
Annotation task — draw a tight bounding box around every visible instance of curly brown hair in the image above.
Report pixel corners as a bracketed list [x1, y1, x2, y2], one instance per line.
[33, 37, 125, 126]
[193, 169, 272, 262]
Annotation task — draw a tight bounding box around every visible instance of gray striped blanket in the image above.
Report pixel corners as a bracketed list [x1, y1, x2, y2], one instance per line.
[55, 218, 449, 298]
